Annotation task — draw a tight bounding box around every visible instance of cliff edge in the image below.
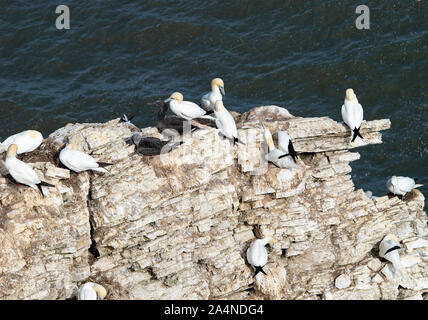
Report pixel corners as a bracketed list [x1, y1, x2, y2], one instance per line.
[0, 106, 426, 300]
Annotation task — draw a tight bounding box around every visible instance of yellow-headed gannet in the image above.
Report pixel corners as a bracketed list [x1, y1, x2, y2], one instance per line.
[5, 144, 55, 196]
[164, 92, 215, 121]
[386, 176, 423, 199]
[277, 130, 297, 163]
[0, 130, 43, 154]
[77, 282, 107, 300]
[341, 88, 364, 142]
[201, 78, 225, 111]
[214, 100, 243, 145]
[59, 144, 111, 174]
[262, 123, 299, 169]
[246, 237, 275, 277]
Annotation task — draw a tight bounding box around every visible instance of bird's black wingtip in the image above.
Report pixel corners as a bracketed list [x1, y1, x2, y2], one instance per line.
[253, 266, 267, 277]
[352, 127, 364, 142]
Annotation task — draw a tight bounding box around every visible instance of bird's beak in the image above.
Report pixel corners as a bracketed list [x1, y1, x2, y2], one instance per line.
[220, 86, 225, 96]
[164, 97, 172, 103]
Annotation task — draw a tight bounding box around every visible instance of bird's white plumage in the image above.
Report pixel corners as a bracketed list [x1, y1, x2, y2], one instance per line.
[277, 131, 291, 153]
[165, 92, 214, 121]
[386, 176, 423, 196]
[59, 145, 108, 173]
[341, 90, 363, 133]
[78, 283, 98, 300]
[77, 282, 107, 300]
[5, 157, 41, 191]
[379, 234, 417, 288]
[1, 130, 43, 154]
[246, 238, 271, 268]
[170, 100, 208, 121]
[265, 149, 299, 169]
[201, 88, 222, 111]
[201, 78, 225, 111]
[379, 236, 402, 273]
[214, 101, 238, 141]
[262, 124, 299, 169]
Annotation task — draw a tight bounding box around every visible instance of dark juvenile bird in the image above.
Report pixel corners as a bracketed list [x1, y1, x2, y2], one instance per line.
[129, 133, 183, 156]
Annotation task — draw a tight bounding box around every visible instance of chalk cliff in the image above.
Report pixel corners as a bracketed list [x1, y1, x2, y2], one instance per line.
[0, 106, 426, 300]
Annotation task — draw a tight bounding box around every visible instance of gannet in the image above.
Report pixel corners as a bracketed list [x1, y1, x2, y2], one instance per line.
[341, 88, 364, 142]
[246, 237, 275, 277]
[277, 131, 297, 162]
[59, 144, 112, 174]
[386, 176, 423, 199]
[164, 92, 215, 121]
[201, 78, 225, 111]
[214, 100, 243, 145]
[379, 234, 417, 288]
[155, 100, 199, 135]
[130, 133, 183, 156]
[120, 114, 135, 126]
[77, 282, 107, 300]
[262, 123, 299, 169]
[4, 144, 55, 196]
[379, 234, 402, 273]
[0, 130, 43, 154]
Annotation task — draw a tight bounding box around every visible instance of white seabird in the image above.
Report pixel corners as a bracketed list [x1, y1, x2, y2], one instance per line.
[379, 234, 417, 288]
[262, 123, 299, 169]
[59, 144, 111, 174]
[120, 114, 135, 126]
[214, 100, 243, 145]
[77, 282, 107, 300]
[386, 176, 423, 198]
[164, 92, 215, 121]
[0, 130, 43, 154]
[246, 237, 275, 277]
[4, 144, 55, 196]
[341, 88, 364, 142]
[201, 78, 225, 111]
[379, 234, 402, 273]
[277, 130, 298, 163]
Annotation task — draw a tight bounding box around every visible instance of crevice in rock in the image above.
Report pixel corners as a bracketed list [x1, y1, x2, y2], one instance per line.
[146, 267, 158, 280]
[253, 224, 263, 238]
[87, 178, 100, 262]
[281, 248, 287, 257]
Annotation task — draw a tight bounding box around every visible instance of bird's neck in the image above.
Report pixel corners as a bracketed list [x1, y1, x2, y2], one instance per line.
[211, 85, 220, 94]
[345, 97, 358, 104]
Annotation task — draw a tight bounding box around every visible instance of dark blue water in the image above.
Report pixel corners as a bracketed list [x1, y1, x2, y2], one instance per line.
[0, 1, 427, 206]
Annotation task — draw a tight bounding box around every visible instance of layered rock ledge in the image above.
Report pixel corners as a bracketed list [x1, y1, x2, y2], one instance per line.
[0, 106, 426, 300]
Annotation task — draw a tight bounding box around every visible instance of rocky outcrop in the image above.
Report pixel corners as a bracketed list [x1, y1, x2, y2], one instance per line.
[0, 106, 426, 300]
